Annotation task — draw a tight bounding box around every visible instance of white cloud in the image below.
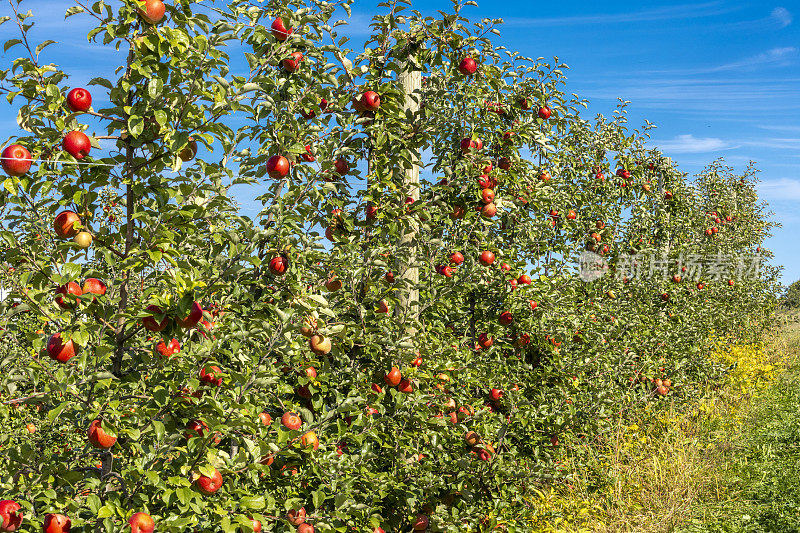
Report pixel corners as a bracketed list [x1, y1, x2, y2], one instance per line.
[758, 178, 800, 201]
[711, 47, 798, 72]
[501, 2, 734, 26]
[770, 7, 793, 28]
[650, 134, 731, 154]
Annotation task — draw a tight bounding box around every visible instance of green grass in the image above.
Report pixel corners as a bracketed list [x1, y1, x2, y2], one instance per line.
[677, 318, 800, 532]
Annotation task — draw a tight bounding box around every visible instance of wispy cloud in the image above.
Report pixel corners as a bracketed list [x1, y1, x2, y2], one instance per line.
[501, 2, 735, 27]
[770, 7, 793, 28]
[650, 134, 733, 154]
[711, 46, 798, 72]
[758, 178, 800, 201]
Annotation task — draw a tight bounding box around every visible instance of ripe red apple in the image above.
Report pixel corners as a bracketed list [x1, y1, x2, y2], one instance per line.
[567, 209, 577, 220]
[498, 312, 513, 326]
[500, 262, 510, 272]
[55, 281, 82, 309]
[81, 278, 106, 300]
[481, 188, 495, 204]
[371, 383, 383, 393]
[334, 158, 349, 175]
[376, 300, 390, 314]
[530, 300, 538, 310]
[199, 365, 223, 387]
[539, 171, 551, 182]
[412, 514, 429, 531]
[297, 524, 314, 533]
[128, 512, 154, 533]
[398, 378, 413, 393]
[287, 508, 306, 526]
[282, 51, 303, 72]
[366, 204, 378, 220]
[518, 274, 531, 285]
[616, 168, 631, 179]
[46, 333, 77, 363]
[481, 202, 496, 217]
[458, 56, 477, 75]
[176, 300, 203, 328]
[42, 513, 71, 533]
[195, 468, 223, 495]
[281, 411, 302, 430]
[87, 419, 116, 449]
[142, 304, 169, 332]
[0, 499, 23, 532]
[185, 419, 209, 439]
[477, 332, 493, 348]
[269, 256, 288, 275]
[479, 250, 495, 266]
[438, 265, 453, 277]
[270, 17, 293, 41]
[63, 131, 91, 159]
[450, 251, 464, 265]
[324, 277, 342, 291]
[460, 137, 476, 154]
[66, 87, 92, 112]
[1, 144, 32, 177]
[266, 155, 290, 179]
[384, 367, 401, 387]
[138, 0, 165, 24]
[490, 388, 503, 401]
[537, 106, 551, 119]
[360, 91, 381, 111]
[155, 338, 180, 358]
[178, 137, 197, 162]
[54, 210, 81, 238]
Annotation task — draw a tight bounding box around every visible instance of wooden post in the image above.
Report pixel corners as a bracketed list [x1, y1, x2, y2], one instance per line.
[394, 65, 421, 324]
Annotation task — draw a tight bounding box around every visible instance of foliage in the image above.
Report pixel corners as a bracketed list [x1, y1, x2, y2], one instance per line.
[0, 0, 780, 531]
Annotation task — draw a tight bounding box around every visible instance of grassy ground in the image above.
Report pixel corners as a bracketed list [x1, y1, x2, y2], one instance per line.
[521, 314, 800, 532]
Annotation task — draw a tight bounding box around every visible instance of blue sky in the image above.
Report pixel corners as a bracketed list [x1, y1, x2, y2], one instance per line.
[1, 0, 798, 285]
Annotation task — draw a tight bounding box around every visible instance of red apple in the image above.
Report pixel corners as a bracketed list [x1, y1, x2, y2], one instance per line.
[269, 256, 288, 275]
[195, 468, 223, 495]
[518, 274, 531, 285]
[46, 333, 77, 363]
[42, 513, 71, 533]
[498, 312, 513, 326]
[479, 250, 495, 266]
[376, 300, 390, 314]
[537, 106, 551, 119]
[361, 91, 381, 111]
[300, 431, 319, 450]
[281, 411, 302, 430]
[63, 131, 91, 159]
[398, 378, 413, 393]
[128, 512, 154, 533]
[450, 251, 464, 265]
[458, 56, 477, 75]
[481, 188, 495, 204]
[138, 0, 165, 24]
[87, 419, 116, 449]
[366, 204, 378, 220]
[54, 211, 81, 238]
[66, 87, 92, 112]
[155, 338, 180, 358]
[477, 332, 493, 348]
[334, 158, 349, 175]
[287, 508, 306, 526]
[266, 155, 290, 179]
[0, 500, 22, 532]
[384, 367, 401, 387]
[297, 525, 314, 533]
[481, 202, 496, 217]
[490, 388, 503, 401]
[199, 365, 223, 387]
[81, 278, 107, 300]
[176, 300, 203, 328]
[142, 304, 169, 332]
[1, 144, 32, 177]
[282, 51, 303, 72]
[460, 137, 476, 154]
[412, 514, 429, 531]
[271, 17, 293, 41]
[55, 281, 82, 309]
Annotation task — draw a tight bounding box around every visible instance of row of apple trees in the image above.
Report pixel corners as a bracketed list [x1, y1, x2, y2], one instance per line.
[0, 0, 779, 531]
